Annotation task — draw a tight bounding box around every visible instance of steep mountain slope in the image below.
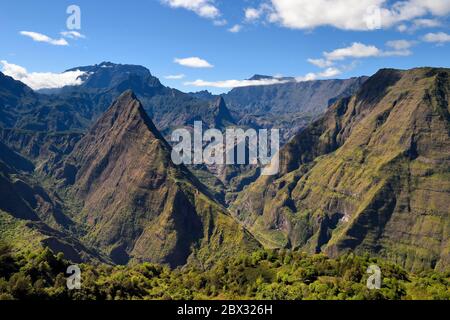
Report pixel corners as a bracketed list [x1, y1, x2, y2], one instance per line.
[0, 71, 93, 132]
[224, 76, 367, 115]
[189, 76, 367, 143]
[0, 72, 39, 128]
[0, 128, 83, 175]
[232, 68, 450, 271]
[0, 141, 103, 263]
[59, 90, 258, 267]
[223, 76, 368, 142]
[187, 77, 368, 194]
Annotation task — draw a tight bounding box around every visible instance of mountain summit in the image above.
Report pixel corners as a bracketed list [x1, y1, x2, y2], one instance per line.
[61, 90, 258, 266]
[65, 62, 162, 91]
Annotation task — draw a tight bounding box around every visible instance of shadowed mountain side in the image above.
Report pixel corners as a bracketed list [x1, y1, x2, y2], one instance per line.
[0, 141, 107, 263]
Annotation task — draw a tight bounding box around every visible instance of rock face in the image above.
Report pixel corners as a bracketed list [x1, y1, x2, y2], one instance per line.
[225, 77, 367, 115]
[210, 96, 235, 129]
[224, 77, 368, 143]
[62, 91, 258, 267]
[189, 76, 368, 144]
[232, 68, 450, 271]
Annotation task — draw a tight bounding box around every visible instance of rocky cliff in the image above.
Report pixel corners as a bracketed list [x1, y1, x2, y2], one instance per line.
[232, 68, 450, 271]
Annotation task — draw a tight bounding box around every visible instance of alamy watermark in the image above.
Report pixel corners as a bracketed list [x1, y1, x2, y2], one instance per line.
[364, 5, 382, 30]
[66, 265, 81, 290]
[66, 5, 81, 30]
[366, 264, 381, 290]
[171, 122, 280, 176]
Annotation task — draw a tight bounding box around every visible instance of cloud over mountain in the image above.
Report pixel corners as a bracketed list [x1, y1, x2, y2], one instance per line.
[0, 60, 86, 90]
[185, 68, 342, 89]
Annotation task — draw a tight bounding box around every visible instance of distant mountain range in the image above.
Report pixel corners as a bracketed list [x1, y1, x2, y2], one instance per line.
[1, 61, 366, 141]
[0, 62, 448, 272]
[1, 62, 232, 134]
[190, 75, 368, 143]
[0, 61, 368, 201]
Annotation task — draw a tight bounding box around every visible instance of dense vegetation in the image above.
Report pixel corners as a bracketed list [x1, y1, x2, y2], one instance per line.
[0, 242, 448, 300]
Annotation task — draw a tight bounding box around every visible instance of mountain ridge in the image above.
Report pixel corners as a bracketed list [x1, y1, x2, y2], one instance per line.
[1, 64, 448, 272]
[231, 67, 450, 271]
[57, 90, 259, 266]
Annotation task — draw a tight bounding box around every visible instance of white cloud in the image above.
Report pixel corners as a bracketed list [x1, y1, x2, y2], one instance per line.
[245, 8, 262, 21]
[324, 43, 381, 61]
[308, 42, 413, 69]
[228, 24, 242, 33]
[318, 67, 341, 77]
[307, 58, 334, 68]
[213, 19, 227, 26]
[165, 74, 186, 80]
[174, 57, 214, 68]
[0, 60, 86, 90]
[244, 4, 274, 22]
[259, 0, 450, 31]
[381, 49, 413, 57]
[379, 0, 450, 27]
[397, 18, 442, 32]
[60, 31, 86, 39]
[185, 78, 290, 88]
[20, 31, 68, 46]
[397, 24, 408, 32]
[294, 73, 319, 82]
[162, 0, 220, 19]
[383, 40, 415, 57]
[296, 67, 342, 81]
[185, 68, 342, 89]
[413, 18, 442, 28]
[422, 32, 450, 43]
[385, 39, 415, 50]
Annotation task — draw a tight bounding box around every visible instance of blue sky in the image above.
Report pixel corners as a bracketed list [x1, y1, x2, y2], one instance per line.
[0, 0, 449, 93]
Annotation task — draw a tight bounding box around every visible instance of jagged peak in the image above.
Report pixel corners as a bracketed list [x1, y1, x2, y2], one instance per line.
[210, 96, 234, 127]
[104, 90, 142, 119]
[95, 90, 165, 142]
[114, 89, 138, 104]
[210, 96, 229, 115]
[213, 96, 226, 108]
